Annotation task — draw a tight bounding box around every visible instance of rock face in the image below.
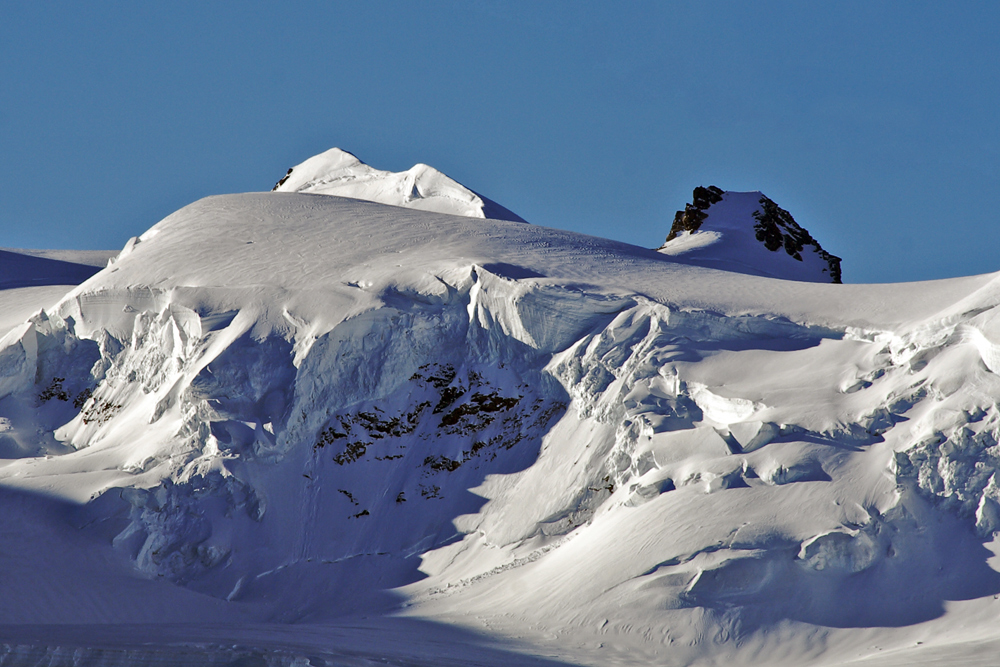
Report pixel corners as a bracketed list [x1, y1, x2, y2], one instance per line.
[271, 147, 527, 223]
[659, 186, 842, 283]
[750, 196, 842, 281]
[663, 185, 725, 242]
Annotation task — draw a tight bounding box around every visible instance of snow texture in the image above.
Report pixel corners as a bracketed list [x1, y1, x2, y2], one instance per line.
[272, 147, 527, 222]
[1, 159, 1000, 666]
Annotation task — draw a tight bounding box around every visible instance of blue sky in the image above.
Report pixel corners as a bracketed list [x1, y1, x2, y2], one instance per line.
[2, 1, 998, 283]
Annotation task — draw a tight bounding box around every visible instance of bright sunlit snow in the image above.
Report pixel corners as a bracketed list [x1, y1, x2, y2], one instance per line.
[271, 147, 527, 222]
[2, 153, 1000, 666]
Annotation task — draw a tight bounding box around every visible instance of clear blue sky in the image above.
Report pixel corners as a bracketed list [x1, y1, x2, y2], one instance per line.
[2, 1, 998, 283]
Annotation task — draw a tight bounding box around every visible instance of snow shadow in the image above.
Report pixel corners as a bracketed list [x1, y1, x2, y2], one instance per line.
[0, 484, 579, 665]
[0, 483, 253, 626]
[0, 618, 580, 666]
[479, 262, 546, 280]
[686, 490, 1000, 634]
[0, 250, 103, 289]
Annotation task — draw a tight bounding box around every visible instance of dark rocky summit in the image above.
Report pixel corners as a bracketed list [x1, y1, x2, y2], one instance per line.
[272, 168, 294, 191]
[664, 186, 724, 242]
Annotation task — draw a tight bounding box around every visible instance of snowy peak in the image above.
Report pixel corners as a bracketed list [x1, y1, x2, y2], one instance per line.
[658, 186, 842, 283]
[271, 147, 527, 222]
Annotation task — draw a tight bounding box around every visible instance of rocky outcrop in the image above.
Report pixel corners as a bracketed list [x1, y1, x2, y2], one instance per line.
[751, 195, 842, 283]
[659, 186, 843, 284]
[664, 186, 724, 242]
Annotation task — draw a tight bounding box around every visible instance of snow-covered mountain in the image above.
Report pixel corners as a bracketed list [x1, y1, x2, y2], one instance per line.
[2, 158, 1000, 666]
[659, 186, 842, 283]
[272, 147, 527, 222]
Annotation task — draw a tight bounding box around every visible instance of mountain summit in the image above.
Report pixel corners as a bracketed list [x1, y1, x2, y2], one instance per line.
[658, 186, 842, 283]
[272, 147, 527, 222]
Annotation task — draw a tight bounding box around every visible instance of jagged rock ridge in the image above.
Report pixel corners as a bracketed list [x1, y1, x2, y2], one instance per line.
[750, 196, 842, 282]
[664, 185, 725, 241]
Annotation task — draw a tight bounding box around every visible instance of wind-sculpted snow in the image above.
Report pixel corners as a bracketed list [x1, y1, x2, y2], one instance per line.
[5, 193, 1000, 665]
[0, 264, 582, 589]
[272, 147, 527, 222]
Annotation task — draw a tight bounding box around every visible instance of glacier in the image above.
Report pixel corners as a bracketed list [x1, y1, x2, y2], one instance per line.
[2, 164, 1000, 665]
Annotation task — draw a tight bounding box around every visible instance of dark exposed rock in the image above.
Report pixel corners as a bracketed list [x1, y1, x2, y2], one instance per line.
[39, 377, 70, 403]
[73, 388, 92, 410]
[664, 186, 724, 242]
[338, 489, 359, 505]
[751, 196, 842, 283]
[423, 455, 463, 472]
[420, 484, 441, 499]
[331, 440, 370, 465]
[80, 399, 123, 426]
[439, 392, 521, 427]
[313, 363, 559, 475]
[433, 386, 465, 414]
[271, 168, 293, 192]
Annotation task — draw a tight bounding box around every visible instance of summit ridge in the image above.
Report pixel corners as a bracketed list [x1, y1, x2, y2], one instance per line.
[271, 147, 527, 222]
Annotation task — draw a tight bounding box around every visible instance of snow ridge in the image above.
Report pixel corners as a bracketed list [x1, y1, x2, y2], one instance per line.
[272, 147, 527, 222]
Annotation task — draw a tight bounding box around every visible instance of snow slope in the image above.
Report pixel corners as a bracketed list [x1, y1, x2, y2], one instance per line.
[0, 248, 116, 337]
[0, 247, 116, 269]
[272, 147, 527, 222]
[1, 189, 1000, 665]
[658, 186, 842, 283]
[0, 247, 114, 290]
